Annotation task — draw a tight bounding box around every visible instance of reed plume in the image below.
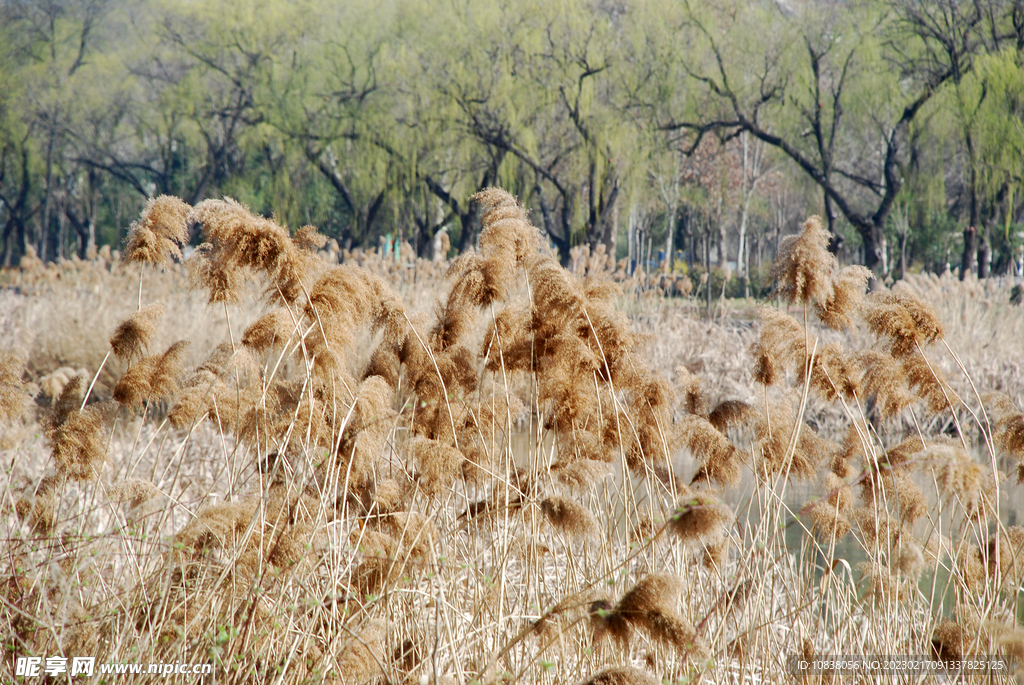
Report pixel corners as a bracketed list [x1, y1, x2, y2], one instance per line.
[384, 511, 439, 561]
[335, 376, 396, 491]
[882, 434, 926, 472]
[15, 474, 62, 533]
[982, 526, 1024, 586]
[108, 478, 163, 511]
[350, 530, 400, 597]
[853, 507, 902, 553]
[190, 198, 324, 305]
[863, 290, 944, 358]
[814, 265, 871, 330]
[473, 187, 543, 270]
[242, 309, 295, 353]
[540, 496, 600, 540]
[676, 366, 709, 416]
[667, 492, 732, 546]
[43, 376, 110, 481]
[428, 188, 540, 366]
[0, 352, 31, 422]
[931, 619, 966, 660]
[930, 443, 994, 519]
[113, 340, 189, 410]
[174, 498, 260, 555]
[109, 303, 164, 361]
[770, 215, 835, 306]
[552, 459, 610, 491]
[900, 352, 958, 414]
[123, 195, 191, 266]
[579, 666, 661, 685]
[808, 471, 854, 540]
[592, 573, 697, 652]
[800, 342, 860, 403]
[754, 397, 834, 479]
[985, 393, 1024, 461]
[707, 399, 755, 433]
[681, 415, 741, 487]
[305, 265, 406, 377]
[369, 478, 407, 514]
[751, 307, 804, 386]
[407, 436, 464, 497]
[853, 350, 913, 420]
[482, 300, 533, 373]
[336, 621, 385, 683]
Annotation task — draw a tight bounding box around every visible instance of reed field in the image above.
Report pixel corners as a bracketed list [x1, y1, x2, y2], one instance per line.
[3, 191, 1024, 685]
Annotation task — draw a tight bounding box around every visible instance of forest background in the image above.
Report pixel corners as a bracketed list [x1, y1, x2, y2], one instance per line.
[2, 0, 1023, 283]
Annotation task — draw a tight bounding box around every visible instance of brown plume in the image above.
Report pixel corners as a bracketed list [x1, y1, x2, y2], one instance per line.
[591, 574, 697, 652]
[579, 667, 661, 685]
[854, 350, 912, 420]
[681, 415, 741, 487]
[113, 341, 189, 410]
[801, 343, 860, 403]
[110, 304, 164, 361]
[814, 265, 871, 330]
[751, 307, 804, 386]
[0, 352, 31, 422]
[984, 393, 1024, 460]
[668, 492, 733, 545]
[540, 496, 600, 540]
[707, 400, 756, 433]
[863, 290, 944, 358]
[123, 195, 191, 266]
[43, 376, 110, 481]
[770, 215, 835, 306]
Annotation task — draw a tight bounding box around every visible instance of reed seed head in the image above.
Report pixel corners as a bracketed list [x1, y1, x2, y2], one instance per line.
[594, 574, 696, 652]
[931, 619, 965, 660]
[864, 290, 944, 358]
[681, 415, 741, 488]
[802, 343, 860, 403]
[901, 352, 958, 415]
[552, 460, 611, 491]
[408, 436, 464, 497]
[751, 307, 804, 386]
[707, 400, 756, 433]
[0, 352, 31, 422]
[242, 309, 294, 353]
[668, 493, 732, 546]
[110, 304, 164, 362]
[540, 496, 601, 540]
[770, 215, 835, 306]
[44, 377, 110, 481]
[123, 195, 191, 266]
[854, 350, 912, 420]
[579, 665, 661, 685]
[814, 265, 871, 330]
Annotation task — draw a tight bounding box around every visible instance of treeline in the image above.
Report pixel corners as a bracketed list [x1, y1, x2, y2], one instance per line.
[1, 0, 1022, 280]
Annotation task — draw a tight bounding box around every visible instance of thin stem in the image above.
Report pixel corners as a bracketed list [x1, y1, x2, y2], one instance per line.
[81, 349, 111, 410]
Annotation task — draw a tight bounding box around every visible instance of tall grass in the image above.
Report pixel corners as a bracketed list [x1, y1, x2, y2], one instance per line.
[1, 193, 1023, 684]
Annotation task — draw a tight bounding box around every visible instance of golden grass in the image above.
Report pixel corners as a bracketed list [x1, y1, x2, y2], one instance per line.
[1, 197, 1023, 684]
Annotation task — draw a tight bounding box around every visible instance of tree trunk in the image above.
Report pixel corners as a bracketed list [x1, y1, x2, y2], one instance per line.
[856, 219, 886, 279]
[664, 202, 675, 274]
[978, 227, 991, 278]
[961, 226, 977, 280]
[39, 130, 56, 263]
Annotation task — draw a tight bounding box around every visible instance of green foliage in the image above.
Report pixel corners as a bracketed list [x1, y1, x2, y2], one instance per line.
[2, 0, 1022, 278]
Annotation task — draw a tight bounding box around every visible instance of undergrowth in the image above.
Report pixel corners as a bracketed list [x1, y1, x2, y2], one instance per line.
[1, 194, 1023, 684]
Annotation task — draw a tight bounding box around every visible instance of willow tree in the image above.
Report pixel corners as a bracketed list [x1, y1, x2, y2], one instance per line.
[634, 0, 1004, 277]
[421, 0, 632, 263]
[950, 47, 1024, 277]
